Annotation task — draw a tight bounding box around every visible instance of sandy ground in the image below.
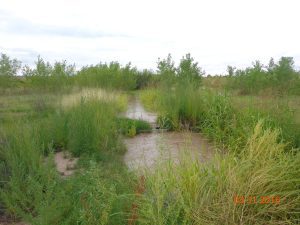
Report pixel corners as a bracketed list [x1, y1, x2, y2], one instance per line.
[54, 151, 78, 177]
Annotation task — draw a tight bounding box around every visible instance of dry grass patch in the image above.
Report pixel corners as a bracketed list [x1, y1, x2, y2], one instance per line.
[61, 88, 127, 111]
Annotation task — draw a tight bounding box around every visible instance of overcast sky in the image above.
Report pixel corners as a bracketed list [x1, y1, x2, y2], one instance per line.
[0, 0, 300, 74]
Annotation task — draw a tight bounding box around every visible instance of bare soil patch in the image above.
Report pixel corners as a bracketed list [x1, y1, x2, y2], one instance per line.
[54, 151, 78, 177]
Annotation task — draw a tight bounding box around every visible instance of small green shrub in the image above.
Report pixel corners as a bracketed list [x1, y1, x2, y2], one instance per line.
[127, 125, 136, 137]
[116, 118, 152, 136]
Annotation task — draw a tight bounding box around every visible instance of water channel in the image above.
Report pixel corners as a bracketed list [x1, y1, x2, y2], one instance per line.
[123, 96, 215, 170]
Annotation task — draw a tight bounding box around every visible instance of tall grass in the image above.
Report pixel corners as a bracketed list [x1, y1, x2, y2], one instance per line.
[0, 122, 136, 224]
[138, 75, 300, 224]
[138, 123, 300, 224]
[0, 93, 137, 224]
[140, 82, 300, 151]
[0, 121, 60, 221]
[67, 99, 123, 158]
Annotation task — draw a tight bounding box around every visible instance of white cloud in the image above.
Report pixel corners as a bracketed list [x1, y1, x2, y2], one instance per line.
[0, 0, 299, 74]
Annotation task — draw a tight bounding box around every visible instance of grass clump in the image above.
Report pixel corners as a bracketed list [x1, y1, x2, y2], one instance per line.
[138, 122, 300, 224]
[67, 99, 123, 158]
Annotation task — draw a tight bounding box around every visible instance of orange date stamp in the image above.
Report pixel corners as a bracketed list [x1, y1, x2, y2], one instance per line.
[234, 195, 280, 204]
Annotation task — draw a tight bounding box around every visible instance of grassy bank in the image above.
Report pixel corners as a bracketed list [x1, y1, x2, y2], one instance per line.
[140, 83, 300, 151]
[138, 81, 300, 224]
[0, 88, 142, 224]
[138, 123, 300, 224]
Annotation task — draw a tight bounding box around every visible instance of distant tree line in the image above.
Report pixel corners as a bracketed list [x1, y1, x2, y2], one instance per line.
[0, 52, 205, 91]
[1, 52, 299, 95]
[226, 57, 300, 95]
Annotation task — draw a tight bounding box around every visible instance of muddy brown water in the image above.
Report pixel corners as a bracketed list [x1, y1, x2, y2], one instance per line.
[124, 97, 157, 128]
[124, 97, 215, 170]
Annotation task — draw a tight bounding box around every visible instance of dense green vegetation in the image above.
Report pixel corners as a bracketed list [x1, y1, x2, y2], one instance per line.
[140, 85, 300, 150]
[137, 56, 300, 224]
[0, 53, 156, 94]
[0, 92, 139, 224]
[0, 52, 299, 224]
[139, 123, 300, 224]
[226, 57, 300, 95]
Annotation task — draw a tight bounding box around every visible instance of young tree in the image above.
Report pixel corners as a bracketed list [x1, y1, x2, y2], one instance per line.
[227, 65, 236, 76]
[252, 60, 264, 72]
[157, 54, 176, 77]
[177, 53, 204, 81]
[0, 53, 21, 76]
[267, 57, 276, 74]
[274, 57, 295, 81]
[35, 56, 52, 76]
[53, 60, 76, 77]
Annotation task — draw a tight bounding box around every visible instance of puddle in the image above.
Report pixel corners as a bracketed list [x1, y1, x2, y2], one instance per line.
[54, 152, 78, 177]
[124, 97, 215, 170]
